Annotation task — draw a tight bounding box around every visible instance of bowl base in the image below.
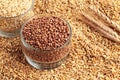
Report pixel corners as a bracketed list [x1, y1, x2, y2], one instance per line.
[25, 55, 67, 70]
[0, 30, 20, 37]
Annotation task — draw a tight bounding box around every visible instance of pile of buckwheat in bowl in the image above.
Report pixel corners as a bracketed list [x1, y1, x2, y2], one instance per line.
[0, 0, 34, 37]
[21, 15, 72, 69]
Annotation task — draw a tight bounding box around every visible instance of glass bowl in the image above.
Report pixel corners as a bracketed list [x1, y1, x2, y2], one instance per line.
[0, 0, 34, 37]
[20, 15, 72, 69]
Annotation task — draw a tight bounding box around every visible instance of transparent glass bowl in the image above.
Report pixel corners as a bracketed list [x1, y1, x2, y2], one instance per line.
[20, 15, 72, 69]
[0, 0, 34, 37]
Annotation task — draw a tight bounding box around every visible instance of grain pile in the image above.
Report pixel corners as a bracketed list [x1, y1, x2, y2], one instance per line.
[0, 0, 120, 80]
[22, 16, 70, 50]
[0, 0, 32, 17]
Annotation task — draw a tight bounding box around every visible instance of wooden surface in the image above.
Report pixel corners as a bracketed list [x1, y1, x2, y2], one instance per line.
[0, 0, 120, 80]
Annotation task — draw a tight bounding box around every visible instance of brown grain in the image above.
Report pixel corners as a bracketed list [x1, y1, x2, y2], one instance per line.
[23, 16, 70, 50]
